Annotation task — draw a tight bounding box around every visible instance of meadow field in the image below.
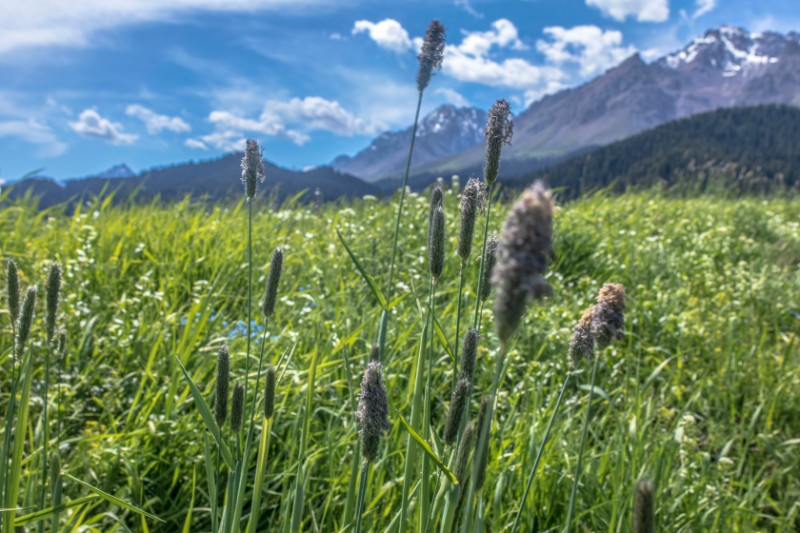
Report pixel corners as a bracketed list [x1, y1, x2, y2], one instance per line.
[1, 183, 799, 532]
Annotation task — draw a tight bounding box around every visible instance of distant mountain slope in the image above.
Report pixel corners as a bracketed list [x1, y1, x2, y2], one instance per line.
[525, 105, 800, 196]
[351, 26, 800, 187]
[6, 154, 377, 208]
[331, 105, 486, 182]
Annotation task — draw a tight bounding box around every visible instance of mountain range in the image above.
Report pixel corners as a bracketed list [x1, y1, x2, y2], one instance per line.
[4, 25, 800, 207]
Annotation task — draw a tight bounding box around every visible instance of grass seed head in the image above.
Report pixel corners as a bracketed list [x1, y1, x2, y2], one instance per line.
[230, 380, 244, 432]
[633, 478, 655, 533]
[241, 139, 265, 200]
[56, 328, 67, 359]
[443, 377, 471, 446]
[459, 328, 479, 380]
[474, 396, 491, 490]
[416, 20, 446, 92]
[492, 182, 553, 344]
[264, 365, 277, 419]
[262, 247, 284, 319]
[6, 259, 20, 327]
[479, 235, 498, 302]
[16, 285, 37, 358]
[429, 182, 444, 221]
[569, 307, 594, 367]
[591, 283, 626, 349]
[215, 346, 230, 427]
[369, 344, 380, 362]
[355, 360, 391, 463]
[484, 99, 513, 187]
[45, 262, 62, 344]
[429, 204, 446, 280]
[455, 422, 475, 483]
[457, 178, 485, 262]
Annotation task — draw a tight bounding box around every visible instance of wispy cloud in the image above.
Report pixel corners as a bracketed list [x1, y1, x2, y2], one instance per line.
[69, 109, 137, 144]
[692, 0, 716, 19]
[0, 119, 67, 157]
[126, 104, 190, 133]
[537, 25, 637, 76]
[585, 0, 669, 22]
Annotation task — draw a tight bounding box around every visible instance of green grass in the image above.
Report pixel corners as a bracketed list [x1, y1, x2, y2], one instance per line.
[1, 188, 799, 531]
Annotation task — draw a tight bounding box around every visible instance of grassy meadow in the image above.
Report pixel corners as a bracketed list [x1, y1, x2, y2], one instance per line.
[1, 185, 799, 531]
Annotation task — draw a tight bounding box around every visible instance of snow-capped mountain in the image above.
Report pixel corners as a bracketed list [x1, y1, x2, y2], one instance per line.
[87, 164, 136, 180]
[339, 26, 800, 186]
[331, 105, 486, 182]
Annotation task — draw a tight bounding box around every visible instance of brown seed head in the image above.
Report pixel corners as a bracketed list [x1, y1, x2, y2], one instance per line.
[568, 307, 594, 368]
[457, 178, 485, 261]
[591, 283, 626, 349]
[416, 20, 446, 92]
[492, 182, 553, 344]
[484, 99, 513, 187]
[355, 360, 392, 463]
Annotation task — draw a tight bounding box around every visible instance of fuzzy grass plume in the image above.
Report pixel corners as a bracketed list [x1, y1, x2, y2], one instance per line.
[231, 380, 244, 433]
[458, 178, 485, 262]
[263, 366, 276, 420]
[492, 182, 553, 344]
[484, 100, 513, 188]
[215, 346, 230, 426]
[241, 139, 266, 200]
[459, 328, 478, 380]
[45, 262, 62, 344]
[416, 20, 446, 92]
[355, 360, 391, 463]
[443, 377, 470, 446]
[6, 259, 20, 328]
[634, 478, 655, 533]
[262, 247, 284, 319]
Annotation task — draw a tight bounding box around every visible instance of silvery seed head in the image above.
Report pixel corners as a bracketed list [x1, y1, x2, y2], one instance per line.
[479, 236, 498, 302]
[215, 346, 230, 427]
[16, 285, 37, 359]
[455, 422, 475, 483]
[6, 259, 20, 327]
[355, 360, 392, 463]
[457, 178, 485, 262]
[429, 205, 445, 281]
[416, 20, 446, 92]
[633, 478, 655, 533]
[230, 380, 245, 432]
[262, 247, 284, 319]
[443, 377, 471, 446]
[45, 262, 62, 345]
[484, 100, 513, 188]
[568, 307, 594, 368]
[492, 182, 553, 344]
[459, 328, 478, 381]
[591, 283, 626, 349]
[263, 365, 276, 419]
[241, 139, 265, 200]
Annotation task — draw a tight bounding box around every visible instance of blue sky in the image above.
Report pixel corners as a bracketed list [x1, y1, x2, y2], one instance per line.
[0, 0, 797, 181]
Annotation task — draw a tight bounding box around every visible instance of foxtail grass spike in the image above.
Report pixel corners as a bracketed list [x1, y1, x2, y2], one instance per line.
[369, 344, 380, 362]
[16, 285, 37, 358]
[416, 20, 446, 92]
[633, 478, 655, 533]
[56, 329, 67, 359]
[262, 247, 284, 319]
[231, 381, 244, 432]
[6, 259, 20, 327]
[45, 262, 62, 344]
[459, 328, 478, 380]
[215, 346, 230, 426]
[443, 377, 471, 445]
[241, 139, 265, 200]
[591, 283, 626, 349]
[458, 178, 485, 262]
[455, 422, 475, 483]
[429, 182, 444, 222]
[264, 365, 276, 419]
[484, 99, 513, 187]
[479, 236, 498, 302]
[429, 205, 445, 280]
[568, 307, 594, 367]
[474, 396, 491, 490]
[355, 360, 391, 463]
[492, 182, 553, 344]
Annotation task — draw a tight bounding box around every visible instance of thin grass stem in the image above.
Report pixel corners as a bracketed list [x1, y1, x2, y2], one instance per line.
[472, 186, 494, 329]
[354, 463, 369, 533]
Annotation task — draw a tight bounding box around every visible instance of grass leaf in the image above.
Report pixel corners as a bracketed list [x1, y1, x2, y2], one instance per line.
[399, 416, 457, 485]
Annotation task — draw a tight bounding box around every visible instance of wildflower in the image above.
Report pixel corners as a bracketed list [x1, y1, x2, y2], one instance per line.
[262, 247, 284, 319]
[241, 139, 265, 200]
[492, 182, 553, 344]
[484, 100, 513, 188]
[263, 365, 276, 419]
[355, 360, 392, 463]
[6, 259, 20, 327]
[45, 262, 62, 344]
[633, 478, 655, 533]
[457, 178, 485, 262]
[416, 20, 446, 92]
[215, 346, 230, 426]
[443, 377, 471, 445]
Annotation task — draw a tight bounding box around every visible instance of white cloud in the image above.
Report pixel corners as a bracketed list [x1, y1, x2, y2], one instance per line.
[537, 26, 637, 76]
[69, 109, 137, 144]
[125, 104, 190, 133]
[184, 138, 208, 150]
[585, 0, 669, 22]
[435, 88, 470, 107]
[0, 0, 331, 53]
[692, 0, 715, 18]
[352, 19, 412, 53]
[188, 130, 246, 152]
[0, 119, 67, 157]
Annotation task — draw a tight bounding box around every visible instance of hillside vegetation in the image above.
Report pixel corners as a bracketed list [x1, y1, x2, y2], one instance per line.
[1, 187, 798, 531]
